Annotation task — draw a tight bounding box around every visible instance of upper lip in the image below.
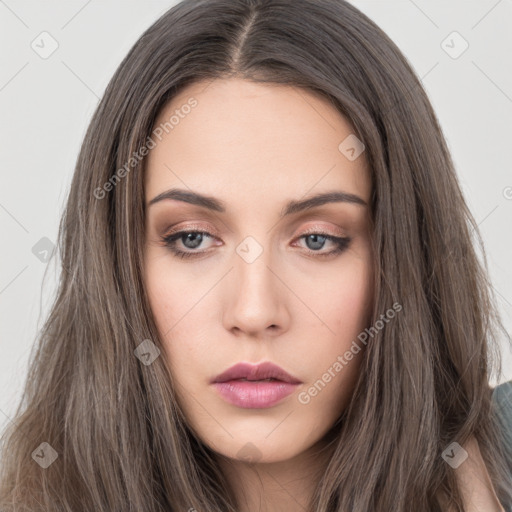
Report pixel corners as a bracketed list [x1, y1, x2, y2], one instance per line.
[211, 361, 302, 384]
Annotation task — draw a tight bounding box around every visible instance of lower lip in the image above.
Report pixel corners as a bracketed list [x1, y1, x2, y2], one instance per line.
[212, 380, 300, 408]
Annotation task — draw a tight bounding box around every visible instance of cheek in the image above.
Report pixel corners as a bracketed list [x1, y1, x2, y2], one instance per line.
[299, 248, 373, 338]
[144, 257, 192, 371]
[298, 253, 372, 408]
[144, 254, 217, 390]
[144, 253, 201, 336]
[332, 262, 373, 331]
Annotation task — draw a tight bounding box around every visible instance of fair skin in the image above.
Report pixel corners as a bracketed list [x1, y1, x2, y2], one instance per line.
[143, 78, 504, 512]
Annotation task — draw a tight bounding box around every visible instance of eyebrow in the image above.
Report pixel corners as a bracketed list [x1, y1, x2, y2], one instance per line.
[147, 188, 367, 217]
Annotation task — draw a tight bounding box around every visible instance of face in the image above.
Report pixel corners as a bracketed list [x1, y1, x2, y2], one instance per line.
[143, 78, 373, 464]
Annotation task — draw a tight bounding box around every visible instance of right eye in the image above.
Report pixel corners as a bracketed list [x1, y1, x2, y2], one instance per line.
[160, 229, 218, 259]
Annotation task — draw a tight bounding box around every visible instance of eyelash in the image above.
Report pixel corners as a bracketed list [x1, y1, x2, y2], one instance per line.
[160, 228, 352, 260]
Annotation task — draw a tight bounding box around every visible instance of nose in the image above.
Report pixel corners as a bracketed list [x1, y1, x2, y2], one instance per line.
[222, 246, 291, 338]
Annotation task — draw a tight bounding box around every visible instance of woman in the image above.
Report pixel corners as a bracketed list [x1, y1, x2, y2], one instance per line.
[1, 0, 511, 510]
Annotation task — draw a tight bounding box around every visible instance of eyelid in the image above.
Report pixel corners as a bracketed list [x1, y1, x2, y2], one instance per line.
[163, 222, 220, 238]
[163, 223, 348, 238]
[294, 223, 347, 238]
[163, 222, 347, 240]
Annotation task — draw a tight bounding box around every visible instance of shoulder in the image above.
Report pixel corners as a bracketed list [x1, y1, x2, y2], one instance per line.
[438, 434, 506, 511]
[491, 380, 512, 512]
[439, 383, 512, 511]
[492, 380, 512, 449]
[453, 435, 506, 511]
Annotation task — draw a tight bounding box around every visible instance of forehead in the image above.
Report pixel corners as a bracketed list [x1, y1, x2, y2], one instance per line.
[145, 78, 371, 209]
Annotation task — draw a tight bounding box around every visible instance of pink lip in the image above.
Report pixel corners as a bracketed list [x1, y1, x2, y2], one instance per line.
[211, 362, 302, 409]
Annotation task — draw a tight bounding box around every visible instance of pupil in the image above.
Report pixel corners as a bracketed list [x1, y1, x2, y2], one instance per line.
[183, 232, 202, 249]
[306, 234, 326, 250]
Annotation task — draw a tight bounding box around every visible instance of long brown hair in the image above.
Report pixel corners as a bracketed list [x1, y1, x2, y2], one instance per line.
[1, 0, 511, 510]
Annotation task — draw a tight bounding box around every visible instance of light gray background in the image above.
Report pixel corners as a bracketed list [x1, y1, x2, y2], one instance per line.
[1, 0, 511, 436]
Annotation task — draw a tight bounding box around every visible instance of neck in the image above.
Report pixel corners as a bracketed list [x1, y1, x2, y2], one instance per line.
[217, 432, 337, 512]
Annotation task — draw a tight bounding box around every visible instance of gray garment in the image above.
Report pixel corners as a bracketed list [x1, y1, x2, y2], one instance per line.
[492, 380, 512, 512]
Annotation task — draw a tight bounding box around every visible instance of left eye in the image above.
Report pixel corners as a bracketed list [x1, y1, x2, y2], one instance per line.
[160, 230, 351, 259]
[296, 233, 350, 254]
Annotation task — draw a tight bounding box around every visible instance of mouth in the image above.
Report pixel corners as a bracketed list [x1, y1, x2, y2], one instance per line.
[237, 377, 277, 381]
[211, 361, 302, 385]
[211, 361, 302, 409]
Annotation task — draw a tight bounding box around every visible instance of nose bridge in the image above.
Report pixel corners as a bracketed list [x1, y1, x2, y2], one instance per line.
[235, 235, 273, 294]
[224, 234, 288, 335]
